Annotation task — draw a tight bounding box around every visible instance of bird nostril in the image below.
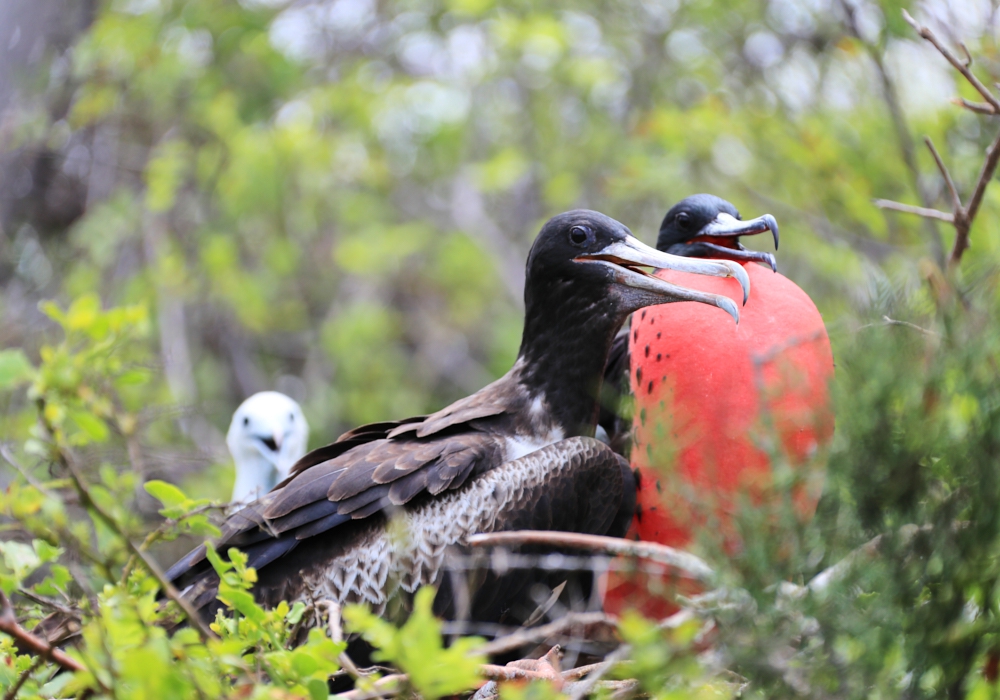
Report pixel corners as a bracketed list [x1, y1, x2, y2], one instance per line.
[260, 436, 279, 452]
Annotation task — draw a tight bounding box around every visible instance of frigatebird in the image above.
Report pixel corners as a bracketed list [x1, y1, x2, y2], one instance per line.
[227, 392, 310, 504]
[166, 210, 750, 627]
[599, 195, 779, 452]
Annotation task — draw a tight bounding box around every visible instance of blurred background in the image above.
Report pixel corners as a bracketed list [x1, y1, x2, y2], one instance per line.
[0, 0, 996, 499]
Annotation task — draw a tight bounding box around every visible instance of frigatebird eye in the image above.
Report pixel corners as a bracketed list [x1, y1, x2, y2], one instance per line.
[568, 225, 592, 246]
[676, 212, 692, 229]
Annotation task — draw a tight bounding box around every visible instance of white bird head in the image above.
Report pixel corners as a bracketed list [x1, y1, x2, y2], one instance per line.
[226, 391, 309, 504]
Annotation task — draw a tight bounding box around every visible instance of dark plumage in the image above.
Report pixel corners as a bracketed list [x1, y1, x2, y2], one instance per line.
[167, 209, 749, 628]
[599, 195, 779, 453]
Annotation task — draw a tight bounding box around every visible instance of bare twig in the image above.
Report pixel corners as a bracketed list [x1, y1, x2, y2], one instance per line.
[925, 137, 962, 212]
[568, 644, 632, 700]
[0, 444, 56, 497]
[334, 673, 408, 700]
[37, 403, 216, 642]
[873, 200, 954, 222]
[475, 612, 615, 657]
[0, 590, 84, 673]
[954, 97, 996, 115]
[902, 10, 1000, 112]
[466, 531, 715, 582]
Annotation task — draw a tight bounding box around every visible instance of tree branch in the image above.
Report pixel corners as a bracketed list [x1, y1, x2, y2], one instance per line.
[466, 531, 715, 582]
[925, 137, 962, 212]
[474, 612, 615, 657]
[902, 10, 1000, 112]
[873, 200, 954, 222]
[0, 590, 84, 673]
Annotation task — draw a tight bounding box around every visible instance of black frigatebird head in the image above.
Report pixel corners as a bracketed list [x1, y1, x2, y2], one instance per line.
[655, 194, 780, 271]
[518, 209, 750, 435]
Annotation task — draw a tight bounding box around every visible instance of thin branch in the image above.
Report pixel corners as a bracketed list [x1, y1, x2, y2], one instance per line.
[466, 531, 715, 582]
[475, 612, 615, 657]
[37, 403, 216, 642]
[568, 644, 632, 700]
[873, 199, 955, 222]
[962, 128, 1000, 234]
[0, 590, 84, 673]
[3, 656, 44, 700]
[0, 444, 56, 497]
[953, 97, 997, 115]
[925, 137, 962, 212]
[902, 10, 1000, 112]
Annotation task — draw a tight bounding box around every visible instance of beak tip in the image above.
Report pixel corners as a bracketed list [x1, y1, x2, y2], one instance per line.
[765, 214, 779, 250]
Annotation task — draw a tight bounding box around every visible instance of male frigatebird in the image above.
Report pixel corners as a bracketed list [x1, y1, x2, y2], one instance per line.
[601, 196, 833, 619]
[166, 210, 750, 628]
[599, 194, 779, 452]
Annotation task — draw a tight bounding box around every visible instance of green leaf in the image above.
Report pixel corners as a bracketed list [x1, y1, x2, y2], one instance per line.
[143, 480, 188, 509]
[69, 410, 110, 443]
[307, 678, 328, 700]
[0, 349, 33, 389]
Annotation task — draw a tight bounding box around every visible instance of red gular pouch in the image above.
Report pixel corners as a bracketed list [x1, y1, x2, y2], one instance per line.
[603, 262, 834, 619]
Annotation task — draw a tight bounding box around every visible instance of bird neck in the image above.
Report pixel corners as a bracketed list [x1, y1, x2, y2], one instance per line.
[232, 455, 279, 503]
[516, 284, 625, 437]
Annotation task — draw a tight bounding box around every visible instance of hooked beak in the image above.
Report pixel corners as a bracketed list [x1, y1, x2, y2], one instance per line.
[687, 212, 780, 272]
[576, 234, 750, 324]
[256, 432, 282, 457]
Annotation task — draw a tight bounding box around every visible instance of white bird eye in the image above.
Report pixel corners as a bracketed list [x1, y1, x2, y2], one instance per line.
[243, 416, 249, 427]
[289, 413, 294, 421]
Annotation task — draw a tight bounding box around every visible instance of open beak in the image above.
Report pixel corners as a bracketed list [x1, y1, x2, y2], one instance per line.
[689, 212, 780, 271]
[576, 234, 750, 324]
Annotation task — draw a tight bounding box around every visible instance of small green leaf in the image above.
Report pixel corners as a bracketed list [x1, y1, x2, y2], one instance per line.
[0, 349, 33, 389]
[144, 480, 188, 509]
[69, 410, 110, 443]
[308, 678, 328, 700]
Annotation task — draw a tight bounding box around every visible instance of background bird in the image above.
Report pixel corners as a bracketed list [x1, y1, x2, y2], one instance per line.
[227, 391, 310, 504]
[166, 209, 750, 633]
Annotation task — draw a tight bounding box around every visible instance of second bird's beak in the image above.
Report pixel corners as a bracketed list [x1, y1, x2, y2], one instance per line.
[691, 212, 780, 271]
[576, 235, 750, 324]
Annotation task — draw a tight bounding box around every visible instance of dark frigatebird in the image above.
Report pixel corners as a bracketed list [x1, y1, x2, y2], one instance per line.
[598, 194, 779, 452]
[166, 210, 750, 628]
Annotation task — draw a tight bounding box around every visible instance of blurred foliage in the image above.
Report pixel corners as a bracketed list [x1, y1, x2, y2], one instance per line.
[4, 0, 1000, 697]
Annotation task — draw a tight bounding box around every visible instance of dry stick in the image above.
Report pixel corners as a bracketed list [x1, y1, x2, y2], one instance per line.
[902, 10, 1000, 111]
[466, 531, 715, 583]
[37, 407, 217, 642]
[925, 136, 962, 213]
[871, 200, 954, 222]
[568, 644, 632, 700]
[0, 591, 84, 673]
[475, 612, 615, 657]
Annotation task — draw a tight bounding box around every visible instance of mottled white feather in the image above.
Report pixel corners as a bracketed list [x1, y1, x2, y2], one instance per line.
[227, 392, 309, 504]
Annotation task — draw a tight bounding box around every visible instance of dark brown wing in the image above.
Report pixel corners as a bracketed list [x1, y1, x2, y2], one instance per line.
[386, 375, 511, 439]
[184, 438, 634, 630]
[166, 388, 512, 589]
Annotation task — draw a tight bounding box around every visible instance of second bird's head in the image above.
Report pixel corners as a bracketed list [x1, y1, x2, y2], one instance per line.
[523, 209, 750, 332]
[656, 194, 779, 271]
